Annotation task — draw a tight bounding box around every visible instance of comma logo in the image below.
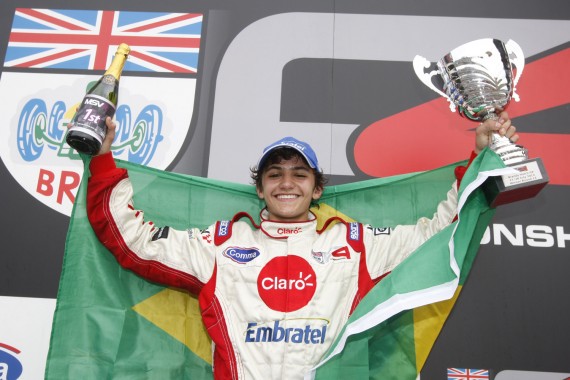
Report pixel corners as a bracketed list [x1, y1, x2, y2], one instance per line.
[223, 247, 261, 264]
[257, 255, 316, 312]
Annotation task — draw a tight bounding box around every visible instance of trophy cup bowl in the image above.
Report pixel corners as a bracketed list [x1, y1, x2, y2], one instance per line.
[413, 38, 548, 206]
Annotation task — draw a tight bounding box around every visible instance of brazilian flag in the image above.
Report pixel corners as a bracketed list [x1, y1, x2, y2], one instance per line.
[45, 149, 511, 379]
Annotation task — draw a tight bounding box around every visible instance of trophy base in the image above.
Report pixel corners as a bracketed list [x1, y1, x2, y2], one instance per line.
[483, 157, 549, 207]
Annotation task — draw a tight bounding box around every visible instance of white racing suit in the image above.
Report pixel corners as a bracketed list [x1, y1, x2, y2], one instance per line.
[87, 152, 468, 380]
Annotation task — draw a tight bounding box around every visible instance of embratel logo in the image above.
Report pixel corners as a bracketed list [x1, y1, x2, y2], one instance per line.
[0, 343, 23, 380]
[257, 255, 316, 312]
[244, 319, 329, 344]
[0, 9, 203, 216]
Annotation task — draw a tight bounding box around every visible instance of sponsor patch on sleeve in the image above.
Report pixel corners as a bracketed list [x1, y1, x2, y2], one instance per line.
[366, 225, 391, 236]
[152, 226, 170, 241]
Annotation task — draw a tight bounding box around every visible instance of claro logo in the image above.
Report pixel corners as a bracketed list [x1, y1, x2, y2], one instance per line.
[261, 272, 314, 291]
[276, 226, 302, 236]
[257, 255, 317, 312]
[481, 223, 570, 248]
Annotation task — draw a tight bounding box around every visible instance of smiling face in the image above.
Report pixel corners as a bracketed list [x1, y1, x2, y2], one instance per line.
[256, 156, 323, 222]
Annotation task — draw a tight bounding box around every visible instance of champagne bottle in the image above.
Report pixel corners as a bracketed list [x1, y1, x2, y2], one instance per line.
[66, 43, 130, 155]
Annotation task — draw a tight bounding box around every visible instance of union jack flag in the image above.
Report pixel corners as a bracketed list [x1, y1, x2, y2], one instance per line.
[4, 8, 202, 73]
[448, 368, 490, 380]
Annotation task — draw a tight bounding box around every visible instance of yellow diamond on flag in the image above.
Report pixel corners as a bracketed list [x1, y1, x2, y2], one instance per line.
[311, 203, 355, 230]
[413, 286, 462, 371]
[132, 287, 212, 364]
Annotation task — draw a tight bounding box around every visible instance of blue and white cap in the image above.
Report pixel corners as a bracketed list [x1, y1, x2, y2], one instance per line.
[257, 136, 319, 170]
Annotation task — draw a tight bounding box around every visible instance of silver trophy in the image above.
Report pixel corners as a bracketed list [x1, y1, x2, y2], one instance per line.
[413, 38, 548, 206]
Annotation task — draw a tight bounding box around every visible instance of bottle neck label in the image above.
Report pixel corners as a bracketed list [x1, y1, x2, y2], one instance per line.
[101, 74, 117, 86]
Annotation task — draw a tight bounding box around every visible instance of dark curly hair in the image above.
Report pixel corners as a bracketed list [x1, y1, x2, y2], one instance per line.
[250, 147, 327, 205]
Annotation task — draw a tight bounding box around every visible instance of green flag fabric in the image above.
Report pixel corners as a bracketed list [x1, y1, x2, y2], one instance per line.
[46, 148, 511, 379]
[309, 149, 512, 380]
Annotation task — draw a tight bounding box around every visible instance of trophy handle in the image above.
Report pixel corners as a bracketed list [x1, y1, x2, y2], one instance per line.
[412, 55, 456, 112]
[505, 39, 525, 102]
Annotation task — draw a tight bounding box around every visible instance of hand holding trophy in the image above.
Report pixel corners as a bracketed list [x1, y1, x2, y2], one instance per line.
[413, 38, 548, 206]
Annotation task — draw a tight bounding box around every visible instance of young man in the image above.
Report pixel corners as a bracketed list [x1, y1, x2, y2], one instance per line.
[86, 114, 518, 379]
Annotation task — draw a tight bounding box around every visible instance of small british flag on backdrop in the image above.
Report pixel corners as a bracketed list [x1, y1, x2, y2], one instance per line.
[5, 8, 202, 73]
[447, 368, 490, 380]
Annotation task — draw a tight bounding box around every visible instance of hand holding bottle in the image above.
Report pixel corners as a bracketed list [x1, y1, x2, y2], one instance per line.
[97, 117, 117, 156]
[66, 43, 130, 155]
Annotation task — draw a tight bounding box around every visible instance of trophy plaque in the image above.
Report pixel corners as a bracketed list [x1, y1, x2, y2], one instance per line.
[413, 38, 548, 207]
